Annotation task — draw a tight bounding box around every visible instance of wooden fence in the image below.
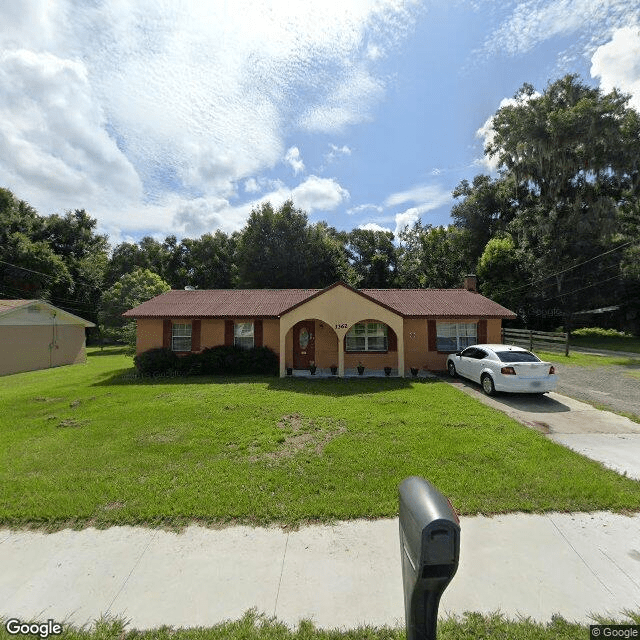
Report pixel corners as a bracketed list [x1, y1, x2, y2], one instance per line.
[501, 328, 569, 356]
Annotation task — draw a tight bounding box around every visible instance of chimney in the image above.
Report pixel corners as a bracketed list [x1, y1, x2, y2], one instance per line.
[463, 274, 477, 292]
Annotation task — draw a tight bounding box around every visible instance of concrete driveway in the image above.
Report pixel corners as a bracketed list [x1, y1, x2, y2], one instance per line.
[445, 377, 640, 481]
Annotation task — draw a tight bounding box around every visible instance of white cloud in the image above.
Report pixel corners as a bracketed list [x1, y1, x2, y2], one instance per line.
[244, 178, 260, 194]
[0, 48, 142, 209]
[285, 146, 305, 175]
[384, 184, 452, 209]
[347, 203, 383, 215]
[0, 0, 419, 238]
[384, 183, 453, 237]
[163, 175, 350, 239]
[325, 144, 353, 164]
[298, 66, 385, 132]
[291, 176, 350, 212]
[591, 26, 640, 112]
[358, 222, 392, 233]
[394, 206, 424, 236]
[481, 0, 640, 58]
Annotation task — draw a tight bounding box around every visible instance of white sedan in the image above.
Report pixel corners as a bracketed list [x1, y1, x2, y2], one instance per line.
[446, 344, 557, 395]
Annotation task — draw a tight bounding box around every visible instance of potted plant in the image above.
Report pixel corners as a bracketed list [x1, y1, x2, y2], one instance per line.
[330, 364, 338, 375]
[410, 367, 419, 377]
[384, 366, 392, 376]
[286, 367, 293, 376]
[357, 361, 365, 375]
[309, 361, 317, 375]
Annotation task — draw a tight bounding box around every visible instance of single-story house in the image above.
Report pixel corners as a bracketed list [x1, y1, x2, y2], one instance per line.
[123, 278, 516, 377]
[0, 299, 96, 376]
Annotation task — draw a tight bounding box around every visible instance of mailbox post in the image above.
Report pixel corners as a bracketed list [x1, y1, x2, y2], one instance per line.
[399, 476, 460, 640]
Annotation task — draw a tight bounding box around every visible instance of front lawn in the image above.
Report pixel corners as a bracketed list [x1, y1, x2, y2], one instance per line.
[1, 349, 639, 530]
[537, 351, 640, 367]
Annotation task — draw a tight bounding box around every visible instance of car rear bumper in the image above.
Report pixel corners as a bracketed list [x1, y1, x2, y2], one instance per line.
[494, 376, 557, 393]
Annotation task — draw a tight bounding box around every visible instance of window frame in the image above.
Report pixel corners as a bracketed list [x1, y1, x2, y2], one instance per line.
[234, 321, 254, 350]
[345, 322, 388, 352]
[436, 322, 478, 352]
[171, 322, 192, 352]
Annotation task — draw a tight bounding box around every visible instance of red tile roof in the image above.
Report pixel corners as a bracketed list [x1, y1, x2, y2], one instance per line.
[361, 288, 515, 317]
[123, 283, 515, 319]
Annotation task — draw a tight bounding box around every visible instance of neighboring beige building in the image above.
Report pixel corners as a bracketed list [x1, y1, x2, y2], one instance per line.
[0, 300, 95, 376]
[124, 280, 516, 378]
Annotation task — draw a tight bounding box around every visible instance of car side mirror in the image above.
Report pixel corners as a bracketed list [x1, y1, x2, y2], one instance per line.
[455, 351, 462, 356]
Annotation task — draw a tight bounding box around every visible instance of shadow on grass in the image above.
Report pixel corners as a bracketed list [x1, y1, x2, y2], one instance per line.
[91, 370, 442, 396]
[87, 346, 131, 357]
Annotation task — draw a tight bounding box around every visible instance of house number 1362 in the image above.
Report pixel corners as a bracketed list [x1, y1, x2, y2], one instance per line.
[335, 323, 348, 329]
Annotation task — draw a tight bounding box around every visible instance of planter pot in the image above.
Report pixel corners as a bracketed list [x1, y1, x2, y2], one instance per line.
[286, 367, 293, 376]
[330, 366, 338, 375]
[357, 366, 365, 375]
[384, 367, 392, 376]
[410, 367, 419, 377]
[309, 367, 317, 375]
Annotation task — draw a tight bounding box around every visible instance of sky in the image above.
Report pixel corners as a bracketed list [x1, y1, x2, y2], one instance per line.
[1, 1, 640, 248]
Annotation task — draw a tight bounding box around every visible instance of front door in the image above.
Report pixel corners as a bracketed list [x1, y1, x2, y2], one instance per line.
[293, 321, 315, 369]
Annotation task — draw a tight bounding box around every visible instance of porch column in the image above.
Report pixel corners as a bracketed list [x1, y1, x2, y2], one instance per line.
[279, 324, 287, 378]
[338, 333, 345, 377]
[396, 325, 405, 377]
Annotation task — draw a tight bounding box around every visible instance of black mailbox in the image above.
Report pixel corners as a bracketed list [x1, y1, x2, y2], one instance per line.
[399, 476, 460, 640]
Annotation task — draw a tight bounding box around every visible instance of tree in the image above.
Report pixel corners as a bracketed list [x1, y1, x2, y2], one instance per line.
[479, 74, 640, 330]
[98, 268, 171, 346]
[0, 188, 73, 300]
[345, 228, 398, 288]
[105, 236, 171, 287]
[180, 231, 238, 289]
[234, 200, 351, 288]
[476, 235, 529, 315]
[451, 174, 516, 266]
[397, 222, 474, 289]
[38, 209, 109, 323]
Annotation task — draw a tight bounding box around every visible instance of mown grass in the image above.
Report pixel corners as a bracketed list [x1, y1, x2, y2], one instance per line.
[537, 350, 640, 367]
[1, 610, 639, 640]
[1, 348, 639, 530]
[570, 333, 640, 354]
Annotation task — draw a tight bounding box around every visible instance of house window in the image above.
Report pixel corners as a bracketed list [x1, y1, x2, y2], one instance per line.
[234, 321, 254, 350]
[172, 323, 192, 351]
[346, 322, 388, 351]
[436, 322, 477, 352]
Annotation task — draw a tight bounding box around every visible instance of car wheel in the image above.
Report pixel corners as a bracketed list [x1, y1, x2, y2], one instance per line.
[481, 374, 495, 396]
[447, 361, 457, 378]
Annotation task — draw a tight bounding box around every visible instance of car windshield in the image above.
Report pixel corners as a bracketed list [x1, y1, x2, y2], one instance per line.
[495, 350, 540, 363]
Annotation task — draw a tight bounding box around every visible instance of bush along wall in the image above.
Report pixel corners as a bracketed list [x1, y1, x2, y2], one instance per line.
[133, 345, 279, 376]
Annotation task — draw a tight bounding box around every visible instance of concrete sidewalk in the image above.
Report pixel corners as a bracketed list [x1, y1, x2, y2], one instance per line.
[2, 511, 639, 631]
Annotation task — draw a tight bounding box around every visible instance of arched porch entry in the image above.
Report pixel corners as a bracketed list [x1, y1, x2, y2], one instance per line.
[279, 283, 404, 377]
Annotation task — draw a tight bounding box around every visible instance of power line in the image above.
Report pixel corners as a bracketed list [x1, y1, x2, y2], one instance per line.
[497, 240, 637, 296]
[0, 258, 59, 281]
[538, 274, 623, 302]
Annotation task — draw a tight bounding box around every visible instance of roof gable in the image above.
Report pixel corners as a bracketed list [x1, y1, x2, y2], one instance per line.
[279, 281, 403, 318]
[0, 300, 96, 327]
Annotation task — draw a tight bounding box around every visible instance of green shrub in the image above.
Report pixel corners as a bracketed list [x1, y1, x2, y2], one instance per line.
[245, 346, 279, 374]
[134, 345, 280, 376]
[572, 327, 632, 338]
[133, 348, 179, 374]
